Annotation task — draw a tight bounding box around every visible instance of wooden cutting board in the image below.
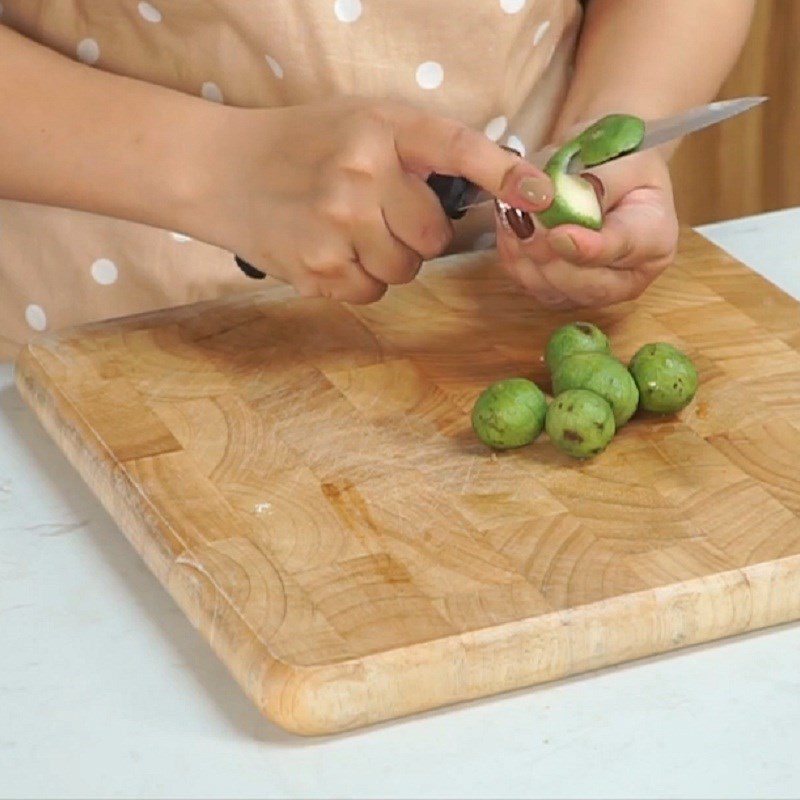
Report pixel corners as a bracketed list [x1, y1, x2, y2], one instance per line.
[15, 229, 800, 735]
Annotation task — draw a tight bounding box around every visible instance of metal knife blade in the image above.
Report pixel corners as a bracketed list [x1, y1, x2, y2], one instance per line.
[459, 96, 767, 211]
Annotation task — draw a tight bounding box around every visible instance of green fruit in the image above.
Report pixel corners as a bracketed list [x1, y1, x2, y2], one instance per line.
[552, 353, 639, 427]
[545, 321, 611, 373]
[546, 389, 616, 459]
[471, 378, 548, 450]
[629, 342, 699, 414]
[536, 114, 644, 230]
[577, 114, 645, 167]
[536, 170, 603, 230]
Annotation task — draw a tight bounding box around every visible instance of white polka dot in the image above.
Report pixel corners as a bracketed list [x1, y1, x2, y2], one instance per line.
[506, 134, 526, 157]
[77, 38, 100, 65]
[415, 61, 444, 90]
[500, 0, 526, 13]
[25, 305, 47, 332]
[138, 2, 162, 23]
[334, 0, 362, 23]
[91, 258, 118, 285]
[170, 232, 192, 243]
[484, 116, 508, 141]
[202, 82, 223, 103]
[533, 20, 551, 46]
[473, 231, 497, 251]
[265, 54, 284, 79]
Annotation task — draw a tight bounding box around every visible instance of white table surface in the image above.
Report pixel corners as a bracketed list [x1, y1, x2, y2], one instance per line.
[3, 209, 800, 800]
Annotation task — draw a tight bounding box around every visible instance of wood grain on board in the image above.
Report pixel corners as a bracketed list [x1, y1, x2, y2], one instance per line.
[15, 228, 800, 734]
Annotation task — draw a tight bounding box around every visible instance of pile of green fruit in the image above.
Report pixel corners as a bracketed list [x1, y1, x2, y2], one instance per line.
[471, 322, 698, 459]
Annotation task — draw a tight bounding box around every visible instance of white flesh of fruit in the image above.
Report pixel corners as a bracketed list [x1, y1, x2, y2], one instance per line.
[554, 173, 602, 227]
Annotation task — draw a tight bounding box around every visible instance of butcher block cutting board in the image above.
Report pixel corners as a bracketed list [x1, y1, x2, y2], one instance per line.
[15, 229, 800, 735]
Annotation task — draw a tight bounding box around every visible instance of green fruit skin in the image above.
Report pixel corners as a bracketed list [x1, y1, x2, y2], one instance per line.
[536, 115, 644, 230]
[471, 378, 548, 450]
[545, 389, 616, 459]
[577, 114, 645, 167]
[553, 352, 639, 427]
[545, 322, 611, 373]
[629, 342, 699, 414]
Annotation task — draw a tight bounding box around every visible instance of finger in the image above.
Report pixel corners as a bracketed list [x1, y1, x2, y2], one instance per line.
[495, 203, 553, 265]
[351, 207, 422, 286]
[295, 227, 389, 304]
[543, 152, 673, 267]
[313, 176, 422, 286]
[548, 195, 677, 270]
[319, 256, 389, 304]
[508, 257, 573, 308]
[538, 258, 652, 308]
[382, 166, 453, 260]
[547, 220, 631, 268]
[494, 209, 571, 307]
[388, 106, 554, 212]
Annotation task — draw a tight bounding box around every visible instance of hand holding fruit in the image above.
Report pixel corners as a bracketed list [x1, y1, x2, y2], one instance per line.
[496, 117, 679, 310]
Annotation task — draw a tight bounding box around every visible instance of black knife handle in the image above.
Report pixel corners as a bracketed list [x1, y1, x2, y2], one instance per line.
[425, 173, 481, 220]
[233, 172, 478, 280]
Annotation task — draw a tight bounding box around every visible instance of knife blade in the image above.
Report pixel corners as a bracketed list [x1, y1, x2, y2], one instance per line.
[456, 96, 767, 212]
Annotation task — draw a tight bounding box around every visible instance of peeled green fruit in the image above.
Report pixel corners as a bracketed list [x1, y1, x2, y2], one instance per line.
[546, 389, 616, 459]
[536, 170, 603, 230]
[537, 113, 645, 231]
[545, 321, 611, 373]
[536, 138, 602, 231]
[471, 378, 548, 450]
[629, 342, 699, 414]
[552, 352, 640, 427]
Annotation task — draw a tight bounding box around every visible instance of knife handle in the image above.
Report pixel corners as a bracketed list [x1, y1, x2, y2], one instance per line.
[425, 173, 481, 221]
[233, 172, 478, 280]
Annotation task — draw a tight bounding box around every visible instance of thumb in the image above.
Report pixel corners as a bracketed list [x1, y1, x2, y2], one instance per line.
[387, 106, 554, 212]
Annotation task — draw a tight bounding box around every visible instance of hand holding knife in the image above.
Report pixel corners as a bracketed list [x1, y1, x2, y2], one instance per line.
[235, 96, 766, 277]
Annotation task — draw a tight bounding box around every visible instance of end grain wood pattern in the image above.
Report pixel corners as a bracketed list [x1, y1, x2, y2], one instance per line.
[15, 229, 800, 735]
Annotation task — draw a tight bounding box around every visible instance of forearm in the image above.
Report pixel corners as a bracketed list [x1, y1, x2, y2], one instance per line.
[553, 0, 755, 154]
[0, 25, 227, 234]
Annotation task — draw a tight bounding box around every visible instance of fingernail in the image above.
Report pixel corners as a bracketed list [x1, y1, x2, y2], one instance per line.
[500, 143, 522, 157]
[551, 232, 579, 260]
[507, 209, 535, 240]
[580, 172, 605, 203]
[518, 175, 553, 208]
[495, 200, 535, 240]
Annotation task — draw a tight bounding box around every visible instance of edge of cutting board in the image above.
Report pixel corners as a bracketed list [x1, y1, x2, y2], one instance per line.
[14, 288, 800, 736]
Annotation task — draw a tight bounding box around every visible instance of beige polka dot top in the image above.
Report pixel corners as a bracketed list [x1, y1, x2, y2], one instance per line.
[0, 0, 582, 359]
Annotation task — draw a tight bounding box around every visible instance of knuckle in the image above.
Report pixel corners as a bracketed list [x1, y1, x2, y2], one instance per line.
[338, 115, 394, 175]
[446, 122, 476, 163]
[299, 243, 346, 278]
[315, 184, 372, 227]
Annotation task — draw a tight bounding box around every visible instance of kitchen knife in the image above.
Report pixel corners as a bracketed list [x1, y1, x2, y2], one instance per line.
[446, 95, 768, 217]
[234, 96, 766, 277]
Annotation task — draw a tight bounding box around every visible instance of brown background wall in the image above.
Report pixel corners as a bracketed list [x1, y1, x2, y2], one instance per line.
[671, 0, 799, 226]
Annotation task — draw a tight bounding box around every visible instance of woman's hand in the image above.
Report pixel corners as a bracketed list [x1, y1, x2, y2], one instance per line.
[495, 146, 679, 309]
[190, 97, 554, 303]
